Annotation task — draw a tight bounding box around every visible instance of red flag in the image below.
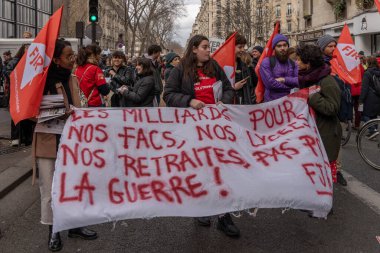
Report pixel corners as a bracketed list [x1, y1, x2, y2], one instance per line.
[375, 0, 380, 13]
[212, 32, 236, 86]
[254, 22, 280, 103]
[10, 6, 63, 124]
[331, 24, 361, 85]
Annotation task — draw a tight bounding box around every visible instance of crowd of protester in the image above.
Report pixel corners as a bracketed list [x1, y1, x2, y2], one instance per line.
[2, 29, 380, 251]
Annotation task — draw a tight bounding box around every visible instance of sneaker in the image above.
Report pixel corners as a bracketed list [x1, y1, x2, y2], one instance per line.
[336, 171, 347, 186]
[367, 131, 379, 140]
[217, 213, 240, 237]
[10, 139, 19, 147]
[68, 227, 97, 240]
[195, 216, 211, 226]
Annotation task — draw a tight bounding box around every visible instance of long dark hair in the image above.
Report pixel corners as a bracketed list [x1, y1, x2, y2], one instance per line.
[136, 57, 153, 76]
[76, 44, 101, 66]
[181, 35, 215, 82]
[54, 39, 71, 58]
[44, 39, 73, 96]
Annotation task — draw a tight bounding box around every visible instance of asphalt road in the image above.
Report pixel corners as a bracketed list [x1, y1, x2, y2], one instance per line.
[1, 113, 380, 252]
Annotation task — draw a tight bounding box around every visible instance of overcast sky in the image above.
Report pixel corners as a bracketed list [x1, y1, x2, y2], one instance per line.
[174, 0, 201, 47]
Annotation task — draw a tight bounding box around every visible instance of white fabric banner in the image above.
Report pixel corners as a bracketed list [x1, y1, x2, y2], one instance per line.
[52, 93, 333, 233]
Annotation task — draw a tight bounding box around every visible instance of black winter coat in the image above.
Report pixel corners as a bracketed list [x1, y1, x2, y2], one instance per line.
[105, 65, 135, 90]
[163, 59, 234, 107]
[359, 67, 380, 117]
[105, 65, 135, 107]
[235, 58, 257, 104]
[121, 75, 155, 107]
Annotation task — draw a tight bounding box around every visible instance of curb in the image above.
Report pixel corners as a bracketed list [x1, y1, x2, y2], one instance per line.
[0, 167, 32, 199]
[0, 147, 33, 199]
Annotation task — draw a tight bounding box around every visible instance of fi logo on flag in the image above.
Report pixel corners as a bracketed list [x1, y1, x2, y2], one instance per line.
[20, 43, 52, 90]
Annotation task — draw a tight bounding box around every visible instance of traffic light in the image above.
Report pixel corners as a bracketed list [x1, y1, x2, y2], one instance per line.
[89, 0, 98, 23]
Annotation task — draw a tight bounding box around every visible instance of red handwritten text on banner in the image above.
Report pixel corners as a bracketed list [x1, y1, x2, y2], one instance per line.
[52, 94, 332, 233]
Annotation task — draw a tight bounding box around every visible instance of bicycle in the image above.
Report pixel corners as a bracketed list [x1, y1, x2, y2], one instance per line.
[340, 120, 352, 147]
[356, 118, 380, 170]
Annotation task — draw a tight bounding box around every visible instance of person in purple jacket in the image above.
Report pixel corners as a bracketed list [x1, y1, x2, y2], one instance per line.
[259, 34, 299, 102]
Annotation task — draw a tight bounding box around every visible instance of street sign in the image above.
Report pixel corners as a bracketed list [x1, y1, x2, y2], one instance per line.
[209, 37, 224, 54]
[85, 24, 103, 40]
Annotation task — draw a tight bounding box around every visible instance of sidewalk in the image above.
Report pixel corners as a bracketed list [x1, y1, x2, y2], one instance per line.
[0, 108, 11, 139]
[0, 109, 32, 199]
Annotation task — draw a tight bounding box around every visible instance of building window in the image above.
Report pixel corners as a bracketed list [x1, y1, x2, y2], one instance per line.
[305, 16, 312, 28]
[275, 5, 281, 17]
[257, 26, 263, 35]
[287, 3, 292, 16]
[287, 21, 292, 33]
[257, 7, 263, 17]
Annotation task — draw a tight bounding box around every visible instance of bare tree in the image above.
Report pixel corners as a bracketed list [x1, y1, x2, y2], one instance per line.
[109, 0, 184, 56]
[137, 0, 184, 54]
[221, 0, 253, 44]
[222, 0, 275, 46]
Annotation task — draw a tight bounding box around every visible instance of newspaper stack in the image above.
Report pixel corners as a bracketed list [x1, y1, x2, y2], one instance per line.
[37, 95, 65, 123]
[35, 95, 67, 134]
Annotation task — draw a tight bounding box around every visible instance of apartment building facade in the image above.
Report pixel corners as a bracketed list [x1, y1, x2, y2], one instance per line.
[298, 0, 380, 55]
[53, 0, 129, 52]
[191, 0, 300, 47]
[0, 0, 53, 38]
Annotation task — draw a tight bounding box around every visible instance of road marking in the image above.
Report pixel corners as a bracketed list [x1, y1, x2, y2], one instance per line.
[342, 171, 380, 216]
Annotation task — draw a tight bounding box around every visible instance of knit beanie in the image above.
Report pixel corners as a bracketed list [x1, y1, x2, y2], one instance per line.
[253, 46, 264, 54]
[316, 35, 337, 51]
[272, 34, 289, 49]
[165, 52, 179, 64]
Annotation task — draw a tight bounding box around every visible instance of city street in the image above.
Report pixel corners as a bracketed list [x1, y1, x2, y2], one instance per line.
[0, 109, 380, 252]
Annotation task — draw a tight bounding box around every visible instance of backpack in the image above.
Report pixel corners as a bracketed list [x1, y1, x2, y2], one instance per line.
[332, 75, 353, 122]
[371, 75, 380, 96]
[269, 56, 296, 70]
[74, 66, 97, 107]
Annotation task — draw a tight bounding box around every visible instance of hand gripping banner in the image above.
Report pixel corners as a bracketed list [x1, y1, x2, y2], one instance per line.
[52, 92, 333, 233]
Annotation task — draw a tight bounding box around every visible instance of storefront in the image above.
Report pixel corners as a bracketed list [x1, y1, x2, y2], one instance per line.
[323, 10, 380, 56]
[296, 30, 324, 45]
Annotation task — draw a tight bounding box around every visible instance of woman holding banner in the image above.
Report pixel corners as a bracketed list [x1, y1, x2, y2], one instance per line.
[163, 35, 239, 237]
[34, 39, 98, 252]
[296, 44, 342, 183]
[75, 44, 111, 107]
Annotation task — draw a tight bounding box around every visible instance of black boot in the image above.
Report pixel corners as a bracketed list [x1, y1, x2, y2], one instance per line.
[195, 216, 211, 226]
[68, 227, 97, 240]
[48, 225, 62, 252]
[337, 171, 347, 186]
[217, 213, 240, 237]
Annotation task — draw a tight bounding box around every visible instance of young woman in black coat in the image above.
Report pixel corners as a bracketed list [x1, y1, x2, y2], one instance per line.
[163, 35, 238, 237]
[118, 57, 155, 107]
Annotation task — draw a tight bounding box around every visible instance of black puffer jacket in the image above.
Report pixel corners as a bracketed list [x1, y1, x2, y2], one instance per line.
[104, 65, 135, 107]
[163, 59, 234, 107]
[359, 67, 380, 117]
[104, 66, 134, 90]
[121, 74, 155, 107]
[4, 57, 20, 82]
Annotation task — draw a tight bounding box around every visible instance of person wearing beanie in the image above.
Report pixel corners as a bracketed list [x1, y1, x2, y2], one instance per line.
[164, 52, 180, 82]
[259, 33, 298, 102]
[316, 35, 337, 65]
[316, 34, 349, 187]
[249, 45, 263, 61]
